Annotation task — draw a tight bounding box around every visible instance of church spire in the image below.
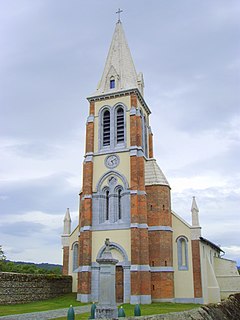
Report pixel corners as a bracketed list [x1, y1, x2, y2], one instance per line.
[93, 20, 144, 96]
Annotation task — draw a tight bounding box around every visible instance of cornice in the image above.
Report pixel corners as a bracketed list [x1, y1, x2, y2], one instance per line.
[87, 88, 151, 115]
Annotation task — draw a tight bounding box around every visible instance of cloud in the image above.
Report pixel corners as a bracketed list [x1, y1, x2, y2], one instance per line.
[0, 1, 239, 266]
[0, 209, 79, 263]
[0, 174, 79, 215]
[221, 246, 240, 265]
[171, 184, 240, 266]
[0, 221, 45, 236]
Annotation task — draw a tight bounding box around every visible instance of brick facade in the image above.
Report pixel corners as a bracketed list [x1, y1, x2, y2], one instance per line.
[148, 132, 153, 158]
[191, 239, 203, 298]
[146, 184, 174, 299]
[62, 246, 69, 276]
[77, 101, 95, 299]
[130, 94, 151, 299]
[151, 272, 174, 299]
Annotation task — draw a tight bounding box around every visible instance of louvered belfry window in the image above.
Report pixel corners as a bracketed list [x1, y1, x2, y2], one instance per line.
[116, 107, 124, 143]
[103, 110, 110, 146]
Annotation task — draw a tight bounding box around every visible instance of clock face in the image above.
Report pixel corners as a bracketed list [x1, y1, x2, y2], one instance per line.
[105, 155, 119, 169]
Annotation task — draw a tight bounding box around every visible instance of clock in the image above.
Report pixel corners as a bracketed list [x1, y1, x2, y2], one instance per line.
[105, 154, 119, 169]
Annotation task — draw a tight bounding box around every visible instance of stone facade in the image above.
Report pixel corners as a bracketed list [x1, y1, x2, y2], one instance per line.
[0, 272, 72, 304]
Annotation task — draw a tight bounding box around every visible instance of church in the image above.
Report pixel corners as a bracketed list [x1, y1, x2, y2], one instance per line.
[61, 18, 240, 305]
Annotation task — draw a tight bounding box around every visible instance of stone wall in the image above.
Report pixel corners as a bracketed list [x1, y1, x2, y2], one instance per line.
[124, 293, 240, 320]
[0, 272, 72, 304]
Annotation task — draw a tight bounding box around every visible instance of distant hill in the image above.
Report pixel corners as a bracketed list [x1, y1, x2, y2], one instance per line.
[2, 260, 63, 274]
[6, 260, 62, 271]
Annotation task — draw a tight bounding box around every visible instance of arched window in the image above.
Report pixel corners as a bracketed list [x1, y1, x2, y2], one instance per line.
[101, 187, 110, 223]
[116, 107, 125, 144]
[95, 172, 130, 227]
[116, 187, 123, 220]
[177, 236, 188, 271]
[99, 105, 126, 150]
[110, 77, 115, 89]
[106, 190, 109, 220]
[118, 189, 122, 219]
[72, 242, 78, 271]
[103, 110, 110, 146]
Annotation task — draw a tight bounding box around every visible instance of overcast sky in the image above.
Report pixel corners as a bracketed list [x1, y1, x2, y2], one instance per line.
[0, 0, 239, 266]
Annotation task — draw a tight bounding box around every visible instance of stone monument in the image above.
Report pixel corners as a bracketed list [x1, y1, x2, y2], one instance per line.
[96, 238, 118, 319]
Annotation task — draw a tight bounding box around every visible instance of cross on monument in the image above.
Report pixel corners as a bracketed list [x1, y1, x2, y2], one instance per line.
[116, 8, 123, 22]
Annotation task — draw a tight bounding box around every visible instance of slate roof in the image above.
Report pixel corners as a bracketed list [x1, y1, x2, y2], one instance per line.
[145, 159, 170, 187]
[92, 21, 139, 96]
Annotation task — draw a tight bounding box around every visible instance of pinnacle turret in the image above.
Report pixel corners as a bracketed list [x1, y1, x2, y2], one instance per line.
[63, 208, 71, 235]
[191, 197, 201, 240]
[191, 196, 200, 226]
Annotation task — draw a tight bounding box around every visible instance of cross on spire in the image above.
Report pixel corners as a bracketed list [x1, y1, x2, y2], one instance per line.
[116, 8, 123, 22]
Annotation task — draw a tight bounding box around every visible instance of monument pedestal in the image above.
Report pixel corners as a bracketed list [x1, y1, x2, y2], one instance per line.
[96, 239, 118, 319]
[96, 305, 118, 319]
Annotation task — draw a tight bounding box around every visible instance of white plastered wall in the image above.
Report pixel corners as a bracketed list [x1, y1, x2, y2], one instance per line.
[200, 242, 220, 303]
[172, 213, 194, 300]
[92, 229, 131, 262]
[92, 153, 130, 192]
[214, 257, 240, 299]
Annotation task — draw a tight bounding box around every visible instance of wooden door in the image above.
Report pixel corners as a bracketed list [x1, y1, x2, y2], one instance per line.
[115, 266, 123, 303]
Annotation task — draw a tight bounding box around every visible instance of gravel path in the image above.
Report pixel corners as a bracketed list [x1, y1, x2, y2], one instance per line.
[0, 305, 91, 320]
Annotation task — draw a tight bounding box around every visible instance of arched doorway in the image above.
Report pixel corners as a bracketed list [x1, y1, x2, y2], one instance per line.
[94, 241, 130, 303]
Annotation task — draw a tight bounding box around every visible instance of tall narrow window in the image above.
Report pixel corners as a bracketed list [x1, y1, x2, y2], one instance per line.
[181, 239, 186, 266]
[106, 190, 109, 220]
[72, 243, 78, 271]
[118, 188, 122, 220]
[103, 110, 110, 146]
[116, 107, 124, 143]
[177, 236, 188, 270]
[110, 79, 115, 89]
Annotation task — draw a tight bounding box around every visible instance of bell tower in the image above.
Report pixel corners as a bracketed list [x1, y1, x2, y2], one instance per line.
[77, 18, 174, 304]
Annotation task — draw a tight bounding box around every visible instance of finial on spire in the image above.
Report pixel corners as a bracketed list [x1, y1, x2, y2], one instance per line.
[191, 196, 199, 213]
[116, 8, 123, 22]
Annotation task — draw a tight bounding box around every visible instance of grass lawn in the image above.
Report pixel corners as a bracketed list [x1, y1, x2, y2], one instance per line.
[0, 293, 88, 316]
[54, 302, 201, 320]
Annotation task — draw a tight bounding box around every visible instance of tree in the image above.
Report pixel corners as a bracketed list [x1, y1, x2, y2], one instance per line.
[0, 245, 6, 259]
[0, 245, 6, 271]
